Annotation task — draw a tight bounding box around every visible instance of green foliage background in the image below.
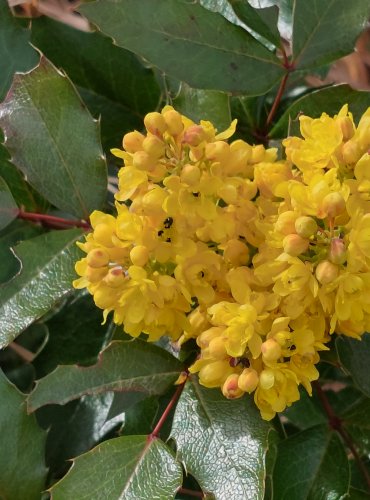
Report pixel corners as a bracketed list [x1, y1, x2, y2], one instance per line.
[0, 0, 370, 498]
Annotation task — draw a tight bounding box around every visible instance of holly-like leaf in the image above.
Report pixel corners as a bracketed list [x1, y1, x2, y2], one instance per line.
[0, 0, 39, 100]
[0, 228, 83, 348]
[79, 0, 285, 95]
[340, 398, 370, 457]
[0, 57, 107, 219]
[273, 424, 350, 498]
[292, 0, 370, 70]
[170, 376, 272, 499]
[336, 334, 370, 398]
[0, 175, 17, 230]
[31, 17, 160, 151]
[0, 370, 47, 500]
[50, 435, 182, 499]
[28, 340, 184, 411]
[270, 84, 370, 138]
[174, 85, 231, 131]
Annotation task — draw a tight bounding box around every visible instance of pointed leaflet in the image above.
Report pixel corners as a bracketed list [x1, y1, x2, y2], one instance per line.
[0, 370, 47, 500]
[292, 0, 370, 70]
[336, 334, 370, 398]
[272, 424, 350, 499]
[79, 0, 285, 95]
[170, 377, 272, 499]
[28, 340, 184, 411]
[50, 435, 182, 499]
[31, 17, 160, 151]
[0, 0, 39, 100]
[0, 57, 107, 219]
[0, 228, 83, 348]
[0, 175, 17, 230]
[270, 85, 370, 138]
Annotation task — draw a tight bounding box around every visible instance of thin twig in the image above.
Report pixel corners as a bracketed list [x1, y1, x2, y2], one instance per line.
[265, 72, 290, 129]
[17, 209, 91, 230]
[149, 381, 186, 440]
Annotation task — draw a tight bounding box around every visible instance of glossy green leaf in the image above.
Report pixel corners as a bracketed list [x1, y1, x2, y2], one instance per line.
[292, 0, 370, 70]
[0, 175, 17, 230]
[273, 425, 350, 499]
[336, 334, 370, 398]
[174, 86, 231, 131]
[31, 17, 160, 151]
[341, 398, 370, 457]
[270, 84, 370, 138]
[229, 0, 280, 46]
[0, 228, 83, 348]
[171, 376, 272, 499]
[33, 293, 113, 377]
[0, 370, 47, 500]
[283, 388, 326, 430]
[121, 396, 159, 436]
[28, 340, 183, 411]
[0, 57, 107, 219]
[0, 0, 39, 100]
[50, 435, 182, 499]
[79, 0, 285, 95]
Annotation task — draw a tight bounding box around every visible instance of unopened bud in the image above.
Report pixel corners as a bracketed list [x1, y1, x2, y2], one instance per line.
[183, 125, 206, 146]
[275, 211, 297, 235]
[320, 192, 346, 219]
[94, 224, 113, 247]
[337, 117, 355, 141]
[315, 260, 339, 284]
[199, 360, 231, 387]
[222, 374, 244, 399]
[283, 234, 309, 256]
[295, 216, 317, 238]
[197, 327, 224, 349]
[208, 337, 227, 359]
[223, 239, 249, 266]
[205, 141, 230, 164]
[130, 245, 149, 267]
[86, 265, 108, 283]
[180, 164, 201, 186]
[123, 131, 145, 153]
[218, 184, 237, 204]
[144, 112, 167, 135]
[329, 238, 347, 265]
[104, 266, 125, 287]
[238, 368, 259, 393]
[86, 248, 110, 268]
[259, 369, 275, 390]
[142, 135, 165, 158]
[261, 339, 282, 362]
[342, 139, 361, 164]
[163, 109, 184, 136]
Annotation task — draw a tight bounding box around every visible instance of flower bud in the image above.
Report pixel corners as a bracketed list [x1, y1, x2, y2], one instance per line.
[122, 131, 145, 153]
[320, 192, 346, 219]
[283, 234, 309, 256]
[261, 339, 282, 362]
[85, 265, 108, 283]
[222, 374, 244, 399]
[94, 223, 113, 247]
[86, 248, 110, 268]
[315, 260, 339, 284]
[104, 266, 125, 287]
[163, 109, 184, 136]
[259, 369, 275, 390]
[208, 336, 227, 359]
[133, 151, 155, 171]
[197, 327, 224, 348]
[218, 184, 237, 204]
[337, 117, 355, 141]
[342, 139, 361, 164]
[295, 216, 317, 238]
[180, 164, 201, 186]
[238, 368, 259, 393]
[142, 135, 166, 158]
[144, 112, 167, 135]
[182, 125, 206, 146]
[329, 238, 347, 265]
[275, 211, 297, 235]
[199, 360, 231, 387]
[130, 245, 149, 267]
[223, 239, 249, 266]
[205, 141, 230, 164]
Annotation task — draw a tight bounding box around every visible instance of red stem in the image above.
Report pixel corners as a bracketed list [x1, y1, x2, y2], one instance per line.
[149, 382, 186, 440]
[265, 72, 290, 129]
[17, 209, 91, 230]
[177, 487, 204, 498]
[314, 382, 370, 491]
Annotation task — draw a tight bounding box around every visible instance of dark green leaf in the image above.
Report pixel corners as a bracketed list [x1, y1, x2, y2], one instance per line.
[0, 228, 83, 348]
[121, 396, 159, 436]
[283, 388, 326, 430]
[270, 84, 370, 138]
[79, 0, 285, 95]
[229, 0, 280, 46]
[341, 398, 370, 457]
[0, 0, 39, 100]
[31, 17, 160, 151]
[0, 370, 47, 500]
[292, 0, 370, 70]
[273, 425, 350, 499]
[0, 219, 42, 285]
[336, 334, 370, 398]
[174, 85, 231, 131]
[28, 340, 183, 411]
[50, 435, 182, 499]
[0, 175, 17, 230]
[33, 293, 113, 377]
[171, 376, 272, 499]
[0, 57, 107, 219]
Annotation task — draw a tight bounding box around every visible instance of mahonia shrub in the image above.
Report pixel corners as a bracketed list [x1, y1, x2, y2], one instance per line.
[74, 104, 370, 421]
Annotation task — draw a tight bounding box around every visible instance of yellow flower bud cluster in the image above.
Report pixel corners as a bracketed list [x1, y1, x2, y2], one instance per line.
[74, 104, 370, 420]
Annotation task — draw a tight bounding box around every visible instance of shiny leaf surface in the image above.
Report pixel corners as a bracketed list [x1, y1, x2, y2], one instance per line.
[0, 175, 17, 230]
[336, 334, 370, 398]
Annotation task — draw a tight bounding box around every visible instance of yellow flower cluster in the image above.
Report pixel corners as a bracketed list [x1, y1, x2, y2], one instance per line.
[74, 104, 370, 420]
